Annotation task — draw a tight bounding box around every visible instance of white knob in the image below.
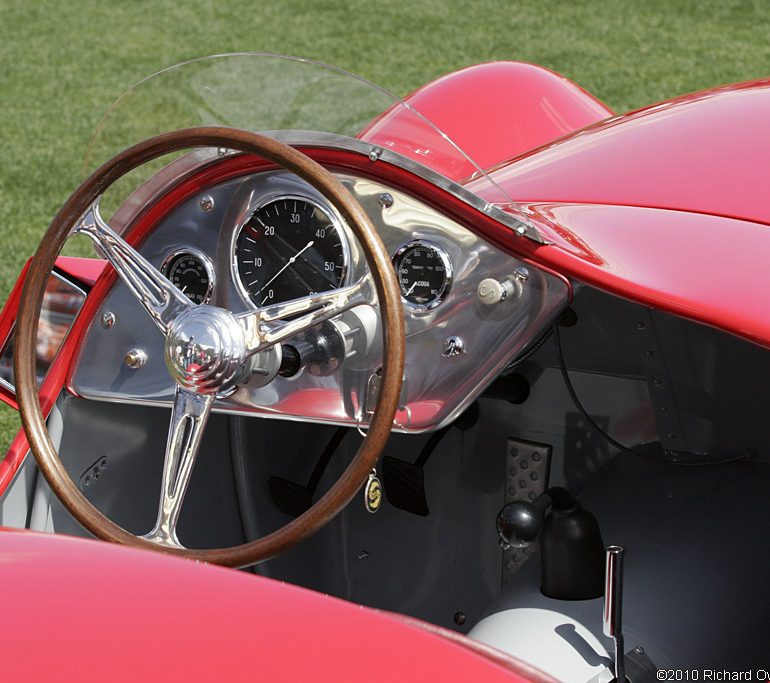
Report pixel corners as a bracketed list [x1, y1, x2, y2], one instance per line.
[478, 278, 508, 305]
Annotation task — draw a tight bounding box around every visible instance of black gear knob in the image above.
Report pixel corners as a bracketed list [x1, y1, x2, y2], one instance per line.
[496, 500, 545, 549]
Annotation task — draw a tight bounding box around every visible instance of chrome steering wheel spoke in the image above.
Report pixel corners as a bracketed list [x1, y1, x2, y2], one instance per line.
[238, 274, 375, 354]
[74, 201, 192, 333]
[143, 387, 214, 549]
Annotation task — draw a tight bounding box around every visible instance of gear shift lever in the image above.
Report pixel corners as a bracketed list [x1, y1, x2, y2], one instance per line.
[496, 487, 605, 600]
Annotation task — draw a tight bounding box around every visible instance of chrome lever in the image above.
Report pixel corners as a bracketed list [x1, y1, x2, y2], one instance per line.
[603, 545, 627, 683]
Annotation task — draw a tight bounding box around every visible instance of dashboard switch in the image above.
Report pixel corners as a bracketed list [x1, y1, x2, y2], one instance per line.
[477, 277, 514, 305]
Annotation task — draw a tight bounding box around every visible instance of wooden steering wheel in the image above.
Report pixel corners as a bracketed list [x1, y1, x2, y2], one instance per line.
[14, 127, 405, 568]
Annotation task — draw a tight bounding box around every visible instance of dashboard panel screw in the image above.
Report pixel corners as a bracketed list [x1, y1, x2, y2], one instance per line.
[378, 192, 393, 208]
[442, 336, 465, 357]
[124, 348, 148, 369]
[513, 266, 529, 282]
[199, 195, 215, 213]
[453, 612, 466, 626]
[368, 147, 382, 162]
[101, 311, 115, 329]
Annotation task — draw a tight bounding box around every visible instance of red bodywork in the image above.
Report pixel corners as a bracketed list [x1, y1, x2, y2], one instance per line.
[360, 61, 614, 182]
[475, 80, 770, 226]
[0, 530, 544, 683]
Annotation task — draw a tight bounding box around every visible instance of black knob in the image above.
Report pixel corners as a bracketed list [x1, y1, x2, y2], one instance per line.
[497, 500, 545, 549]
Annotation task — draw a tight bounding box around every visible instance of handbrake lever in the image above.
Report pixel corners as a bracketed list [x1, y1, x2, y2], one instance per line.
[603, 545, 627, 682]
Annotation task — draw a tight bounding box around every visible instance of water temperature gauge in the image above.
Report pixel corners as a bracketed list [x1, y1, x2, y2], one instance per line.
[161, 250, 214, 305]
[393, 240, 452, 310]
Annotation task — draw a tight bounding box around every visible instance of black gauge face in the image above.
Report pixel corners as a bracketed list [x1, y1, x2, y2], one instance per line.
[162, 252, 213, 305]
[234, 197, 347, 307]
[393, 241, 452, 309]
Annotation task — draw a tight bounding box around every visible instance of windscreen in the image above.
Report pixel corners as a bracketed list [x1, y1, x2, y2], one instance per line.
[85, 53, 539, 240]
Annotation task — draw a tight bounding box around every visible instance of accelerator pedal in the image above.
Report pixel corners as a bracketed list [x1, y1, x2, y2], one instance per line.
[502, 437, 552, 582]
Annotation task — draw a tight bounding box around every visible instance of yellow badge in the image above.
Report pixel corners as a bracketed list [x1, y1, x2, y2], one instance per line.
[364, 471, 382, 513]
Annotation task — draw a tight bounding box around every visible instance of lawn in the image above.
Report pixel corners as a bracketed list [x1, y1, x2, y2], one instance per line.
[1, 0, 769, 455]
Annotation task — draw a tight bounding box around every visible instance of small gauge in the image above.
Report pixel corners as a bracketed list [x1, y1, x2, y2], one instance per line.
[161, 250, 214, 305]
[393, 240, 452, 309]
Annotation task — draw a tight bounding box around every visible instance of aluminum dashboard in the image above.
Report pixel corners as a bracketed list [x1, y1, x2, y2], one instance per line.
[71, 169, 569, 432]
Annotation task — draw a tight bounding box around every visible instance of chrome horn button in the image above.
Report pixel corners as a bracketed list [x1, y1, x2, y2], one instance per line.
[164, 305, 247, 395]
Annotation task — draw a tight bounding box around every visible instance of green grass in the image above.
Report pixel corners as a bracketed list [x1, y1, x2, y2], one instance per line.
[1, 0, 770, 455]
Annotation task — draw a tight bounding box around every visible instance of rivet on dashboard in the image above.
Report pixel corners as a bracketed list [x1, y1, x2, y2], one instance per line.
[101, 311, 115, 329]
[516, 226, 527, 236]
[124, 348, 148, 369]
[378, 192, 393, 209]
[513, 266, 529, 282]
[199, 195, 215, 213]
[216, 147, 229, 157]
[442, 336, 466, 358]
[368, 147, 382, 162]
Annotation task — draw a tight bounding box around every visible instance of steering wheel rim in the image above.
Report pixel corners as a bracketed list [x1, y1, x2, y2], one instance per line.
[14, 127, 405, 568]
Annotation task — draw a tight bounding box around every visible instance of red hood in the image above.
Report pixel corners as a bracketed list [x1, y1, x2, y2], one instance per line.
[469, 78, 770, 226]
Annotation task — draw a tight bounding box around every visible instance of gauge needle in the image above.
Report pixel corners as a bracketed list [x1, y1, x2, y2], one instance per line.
[253, 215, 337, 287]
[405, 281, 417, 297]
[255, 241, 315, 296]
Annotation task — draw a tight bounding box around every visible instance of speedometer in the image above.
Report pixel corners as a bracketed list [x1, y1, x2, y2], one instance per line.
[234, 196, 348, 308]
[393, 240, 452, 310]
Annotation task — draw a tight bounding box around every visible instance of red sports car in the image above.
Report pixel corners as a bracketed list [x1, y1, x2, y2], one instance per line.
[1, 53, 767, 680]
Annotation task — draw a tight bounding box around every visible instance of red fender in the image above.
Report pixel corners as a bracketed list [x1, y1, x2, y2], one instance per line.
[359, 61, 614, 181]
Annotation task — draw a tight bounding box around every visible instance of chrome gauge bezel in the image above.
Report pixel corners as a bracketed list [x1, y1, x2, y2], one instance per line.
[231, 192, 352, 310]
[392, 239, 453, 311]
[160, 247, 215, 305]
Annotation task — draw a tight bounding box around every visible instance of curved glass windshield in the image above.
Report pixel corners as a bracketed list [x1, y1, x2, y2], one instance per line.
[85, 53, 539, 241]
